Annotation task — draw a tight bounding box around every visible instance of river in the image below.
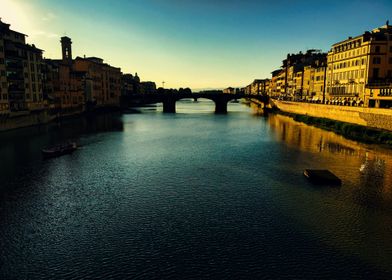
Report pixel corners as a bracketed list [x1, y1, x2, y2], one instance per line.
[1, 99, 392, 279]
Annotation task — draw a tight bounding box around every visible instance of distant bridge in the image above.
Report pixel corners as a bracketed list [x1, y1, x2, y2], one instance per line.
[124, 92, 269, 113]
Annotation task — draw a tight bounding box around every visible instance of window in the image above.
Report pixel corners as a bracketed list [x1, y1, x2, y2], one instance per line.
[389, 46, 392, 52]
[0, 58, 4, 64]
[389, 57, 392, 64]
[375, 46, 380, 53]
[373, 68, 379, 79]
[373, 57, 381, 64]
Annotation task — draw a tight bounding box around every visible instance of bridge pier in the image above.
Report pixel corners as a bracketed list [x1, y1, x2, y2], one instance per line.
[214, 99, 228, 114]
[163, 99, 176, 113]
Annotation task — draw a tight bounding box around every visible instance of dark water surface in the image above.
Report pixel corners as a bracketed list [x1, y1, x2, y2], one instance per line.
[1, 100, 392, 279]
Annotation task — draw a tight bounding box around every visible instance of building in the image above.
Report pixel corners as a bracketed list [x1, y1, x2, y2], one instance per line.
[311, 60, 327, 102]
[121, 73, 137, 96]
[270, 69, 285, 98]
[223, 87, 241, 94]
[73, 56, 121, 108]
[366, 85, 392, 108]
[43, 37, 85, 115]
[251, 79, 270, 95]
[0, 19, 45, 114]
[281, 50, 327, 101]
[140, 81, 156, 94]
[295, 58, 327, 102]
[326, 22, 392, 106]
[244, 79, 270, 95]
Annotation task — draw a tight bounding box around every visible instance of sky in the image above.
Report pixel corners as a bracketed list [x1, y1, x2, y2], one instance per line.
[1, 0, 392, 90]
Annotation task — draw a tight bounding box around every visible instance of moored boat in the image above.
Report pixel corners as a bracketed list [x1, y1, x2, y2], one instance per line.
[303, 169, 341, 185]
[41, 142, 77, 158]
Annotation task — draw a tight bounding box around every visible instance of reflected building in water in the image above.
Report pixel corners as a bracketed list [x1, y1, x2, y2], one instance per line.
[251, 103, 392, 206]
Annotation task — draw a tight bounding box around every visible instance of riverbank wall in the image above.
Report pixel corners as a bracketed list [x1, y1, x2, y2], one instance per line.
[0, 106, 120, 132]
[271, 100, 392, 132]
[0, 110, 55, 132]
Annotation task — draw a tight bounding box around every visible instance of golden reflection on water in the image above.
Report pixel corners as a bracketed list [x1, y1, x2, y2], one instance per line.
[252, 104, 392, 206]
[251, 107, 392, 270]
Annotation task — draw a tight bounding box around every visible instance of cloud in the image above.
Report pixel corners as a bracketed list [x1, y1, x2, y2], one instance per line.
[42, 12, 56, 21]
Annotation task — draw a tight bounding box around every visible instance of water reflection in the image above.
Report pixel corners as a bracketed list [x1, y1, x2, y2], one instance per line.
[0, 113, 124, 190]
[258, 109, 392, 210]
[1, 103, 392, 278]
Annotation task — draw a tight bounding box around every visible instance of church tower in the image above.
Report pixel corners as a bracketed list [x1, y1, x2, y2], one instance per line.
[60, 36, 73, 65]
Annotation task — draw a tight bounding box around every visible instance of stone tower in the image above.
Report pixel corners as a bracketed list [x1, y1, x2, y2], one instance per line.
[60, 36, 72, 65]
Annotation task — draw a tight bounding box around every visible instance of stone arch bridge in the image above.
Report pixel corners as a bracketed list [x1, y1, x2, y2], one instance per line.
[125, 92, 269, 114]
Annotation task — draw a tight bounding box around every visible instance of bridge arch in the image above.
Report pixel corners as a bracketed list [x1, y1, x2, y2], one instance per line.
[126, 92, 269, 114]
[162, 95, 237, 114]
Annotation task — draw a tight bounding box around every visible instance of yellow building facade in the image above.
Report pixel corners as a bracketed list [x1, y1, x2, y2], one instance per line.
[326, 23, 392, 106]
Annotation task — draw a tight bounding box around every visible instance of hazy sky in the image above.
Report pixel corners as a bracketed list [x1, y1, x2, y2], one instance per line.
[2, 0, 392, 89]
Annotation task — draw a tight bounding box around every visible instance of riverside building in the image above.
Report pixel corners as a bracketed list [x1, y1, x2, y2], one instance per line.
[246, 79, 270, 95]
[73, 56, 121, 108]
[0, 19, 45, 114]
[43, 37, 86, 115]
[326, 22, 392, 107]
[269, 50, 327, 101]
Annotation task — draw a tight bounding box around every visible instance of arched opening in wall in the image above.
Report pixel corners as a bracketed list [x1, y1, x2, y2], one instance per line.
[176, 98, 215, 114]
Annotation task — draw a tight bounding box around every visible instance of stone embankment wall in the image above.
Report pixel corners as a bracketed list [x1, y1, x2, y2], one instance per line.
[0, 111, 55, 132]
[272, 100, 392, 131]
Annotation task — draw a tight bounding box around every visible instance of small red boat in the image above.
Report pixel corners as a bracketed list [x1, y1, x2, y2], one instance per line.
[42, 142, 77, 159]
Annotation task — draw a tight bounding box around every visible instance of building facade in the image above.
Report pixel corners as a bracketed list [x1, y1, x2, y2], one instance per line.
[268, 51, 327, 101]
[0, 19, 45, 114]
[140, 81, 157, 94]
[43, 37, 85, 115]
[244, 79, 270, 95]
[326, 23, 392, 106]
[73, 56, 121, 108]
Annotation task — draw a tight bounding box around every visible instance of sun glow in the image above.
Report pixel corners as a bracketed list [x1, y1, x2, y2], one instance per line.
[1, 0, 37, 38]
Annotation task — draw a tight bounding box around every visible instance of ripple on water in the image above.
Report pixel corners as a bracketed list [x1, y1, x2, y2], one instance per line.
[1, 104, 392, 279]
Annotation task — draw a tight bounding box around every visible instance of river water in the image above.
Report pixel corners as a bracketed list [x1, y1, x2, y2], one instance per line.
[1, 100, 392, 279]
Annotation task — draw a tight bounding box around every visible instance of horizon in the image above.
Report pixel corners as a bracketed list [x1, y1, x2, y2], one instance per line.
[2, 0, 392, 90]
